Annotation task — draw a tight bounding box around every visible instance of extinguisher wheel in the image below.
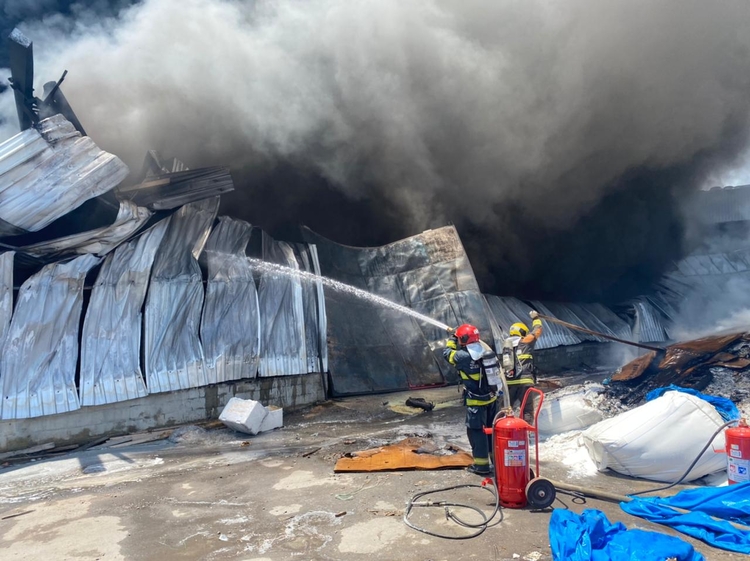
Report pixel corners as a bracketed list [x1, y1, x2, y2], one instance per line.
[525, 477, 556, 509]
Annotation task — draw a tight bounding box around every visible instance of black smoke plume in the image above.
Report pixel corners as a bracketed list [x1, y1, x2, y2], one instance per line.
[2, 0, 750, 302]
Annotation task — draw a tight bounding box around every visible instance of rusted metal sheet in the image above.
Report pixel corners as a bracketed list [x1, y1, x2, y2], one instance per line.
[611, 351, 658, 382]
[333, 437, 472, 472]
[611, 331, 750, 405]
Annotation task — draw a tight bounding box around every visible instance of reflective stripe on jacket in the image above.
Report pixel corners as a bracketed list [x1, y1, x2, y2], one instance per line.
[505, 318, 543, 385]
[443, 337, 497, 406]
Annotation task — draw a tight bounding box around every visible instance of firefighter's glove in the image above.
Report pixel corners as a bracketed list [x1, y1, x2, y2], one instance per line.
[529, 310, 540, 320]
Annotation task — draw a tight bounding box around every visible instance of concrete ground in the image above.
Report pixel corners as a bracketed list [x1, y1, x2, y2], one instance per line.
[0, 385, 743, 561]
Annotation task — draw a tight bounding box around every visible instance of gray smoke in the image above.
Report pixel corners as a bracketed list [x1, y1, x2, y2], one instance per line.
[2, 0, 750, 300]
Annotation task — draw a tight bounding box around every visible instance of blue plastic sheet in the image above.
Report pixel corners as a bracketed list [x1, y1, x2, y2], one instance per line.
[549, 508, 703, 561]
[645, 384, 740, 421]
[621, 482, 750, 554]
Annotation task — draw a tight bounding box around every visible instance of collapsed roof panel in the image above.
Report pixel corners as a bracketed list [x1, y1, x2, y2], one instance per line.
[117, 166, 235, 210]
[201, 217, 261, 383]
[19, 200, 151, 259]
[0, 115, 129, 235]
[79, 221, 169, 406]
[258, 232, 310, 377]
[144, 198, 219, 393]
[0, 254, 100, 419]
[303, 225, 491, 396]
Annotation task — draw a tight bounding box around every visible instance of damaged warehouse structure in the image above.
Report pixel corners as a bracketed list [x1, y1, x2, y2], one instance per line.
[0, 28, 708, 453]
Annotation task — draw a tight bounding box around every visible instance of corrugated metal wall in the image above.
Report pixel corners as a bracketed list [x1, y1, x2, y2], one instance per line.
[201, 217, 261, 384]
[258, 232, 309, 377]
[144, 198, 219, 393]
[79, 221, 169, 406]
[304, 225, 495, 396]
[1, 255, 100, 419]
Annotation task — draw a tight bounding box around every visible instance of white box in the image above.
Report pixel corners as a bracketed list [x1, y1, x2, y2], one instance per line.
[258, 406, 284, 433]
[219, 397, 268, 435]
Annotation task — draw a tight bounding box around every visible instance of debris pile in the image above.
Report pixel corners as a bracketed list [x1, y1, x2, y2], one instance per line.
[608, 332, 750, 405]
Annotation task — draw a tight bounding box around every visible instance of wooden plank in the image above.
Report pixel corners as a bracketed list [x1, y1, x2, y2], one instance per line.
[0, 442, 55, 461]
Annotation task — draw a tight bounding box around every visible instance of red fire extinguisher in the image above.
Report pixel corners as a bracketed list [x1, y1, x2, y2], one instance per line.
[484, 387, 555, 509]
[726, 418, 750, 485]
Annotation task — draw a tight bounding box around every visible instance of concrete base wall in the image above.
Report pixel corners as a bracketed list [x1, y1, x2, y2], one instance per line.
[0, 373, 326, 453]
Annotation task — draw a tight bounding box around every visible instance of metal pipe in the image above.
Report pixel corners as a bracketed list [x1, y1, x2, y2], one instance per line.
[534, 313, 666, 353]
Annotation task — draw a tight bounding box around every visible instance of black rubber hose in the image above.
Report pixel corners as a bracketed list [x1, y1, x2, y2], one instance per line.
[403, 482, 503, 539]
[629, 418, 739, 496]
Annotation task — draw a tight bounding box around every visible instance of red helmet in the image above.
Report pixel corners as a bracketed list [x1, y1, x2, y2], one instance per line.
[455, 324, 480, 345]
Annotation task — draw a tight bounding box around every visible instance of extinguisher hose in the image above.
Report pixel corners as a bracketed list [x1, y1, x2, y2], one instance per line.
[629, 418, 739, 497]
[403, 483, 503, 539]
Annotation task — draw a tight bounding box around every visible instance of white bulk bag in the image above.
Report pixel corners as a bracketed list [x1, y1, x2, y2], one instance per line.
[581, 391, 726, 483]
[536, 385, 606, 436]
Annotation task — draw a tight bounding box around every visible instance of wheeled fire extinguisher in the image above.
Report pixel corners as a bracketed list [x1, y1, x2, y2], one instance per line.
[726, 418, 750, 485]
[484, 387, 555, 509]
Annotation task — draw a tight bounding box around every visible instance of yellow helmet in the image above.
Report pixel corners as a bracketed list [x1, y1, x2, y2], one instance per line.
[509, 322, 529, 338]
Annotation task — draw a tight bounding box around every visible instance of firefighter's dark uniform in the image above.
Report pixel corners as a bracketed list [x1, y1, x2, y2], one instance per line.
[505, 318, 543, 424]
[443, 336, 497, 473]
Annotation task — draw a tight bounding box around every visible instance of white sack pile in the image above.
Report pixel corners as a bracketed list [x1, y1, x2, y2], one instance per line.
[536, 384, 606, 436]
[581, 391, 727, 483]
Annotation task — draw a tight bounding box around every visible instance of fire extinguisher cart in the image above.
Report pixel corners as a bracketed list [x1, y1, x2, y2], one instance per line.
[485, 387, 556, 509]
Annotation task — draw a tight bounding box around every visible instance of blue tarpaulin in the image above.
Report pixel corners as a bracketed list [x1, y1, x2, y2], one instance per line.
[645, 385, 740, 421]
[549, 508, 703, 561]
[621, 482, 750, 554]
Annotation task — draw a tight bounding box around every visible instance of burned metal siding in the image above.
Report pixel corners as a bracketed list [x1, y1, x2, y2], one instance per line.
[258, 232, 308, 377]
[0, 254, 100, 419]
[200, 217, 261, 383]
[79, 221, 169, 406]
[0, 115, 128, 235]
[144, 198, 218, 393]
[304, 225, 493, 396]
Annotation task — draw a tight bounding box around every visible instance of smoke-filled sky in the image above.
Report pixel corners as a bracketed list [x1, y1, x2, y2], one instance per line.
[2, 0, 750, 302]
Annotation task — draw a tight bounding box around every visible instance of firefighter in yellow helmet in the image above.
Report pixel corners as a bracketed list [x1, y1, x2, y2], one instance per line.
[502, 311, 543, 424]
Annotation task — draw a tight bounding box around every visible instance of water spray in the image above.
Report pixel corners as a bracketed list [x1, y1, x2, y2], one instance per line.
[247, 258, 454, 332]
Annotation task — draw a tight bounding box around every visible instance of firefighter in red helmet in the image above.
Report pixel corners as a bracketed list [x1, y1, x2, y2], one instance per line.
[443, 323, 498, 475]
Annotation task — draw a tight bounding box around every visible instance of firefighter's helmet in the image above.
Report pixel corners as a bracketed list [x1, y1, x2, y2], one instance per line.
[455, 324, 480, 345]
[509, 322, 529, 338]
